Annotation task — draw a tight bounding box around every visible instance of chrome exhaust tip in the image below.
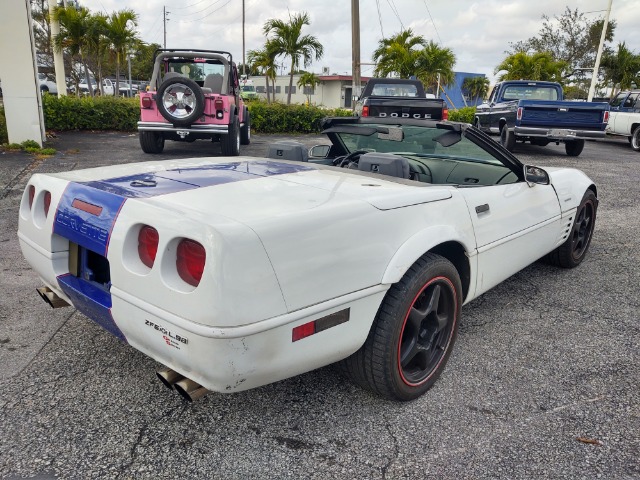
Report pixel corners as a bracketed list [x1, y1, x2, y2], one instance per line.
[174, 378, 210, 402]
[156, 368, 185, 390]
[36, 287, 70, 309]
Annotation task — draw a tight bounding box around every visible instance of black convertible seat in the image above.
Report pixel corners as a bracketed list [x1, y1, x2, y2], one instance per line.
[266, 142, 309, 162]
[358, 152, 410, 179]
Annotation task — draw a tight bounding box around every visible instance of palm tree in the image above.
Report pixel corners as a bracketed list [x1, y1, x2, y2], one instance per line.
[297, 72, 320, 105]
[52, 5, 94, 97]
[462, 75, 490, 104]
[85, 13, 109, 95]
[372, 29, 426, 78]
[415, 41, 456, 94]
[248, 42, 278, 103]
[601, 42, 640, 96]
[494, 52, 566, 82]
[105, 9, 139, 95]
[263, 12, 324, 104]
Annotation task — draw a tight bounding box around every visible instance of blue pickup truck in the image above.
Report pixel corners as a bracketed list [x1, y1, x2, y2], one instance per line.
[474, 80, 610, 156]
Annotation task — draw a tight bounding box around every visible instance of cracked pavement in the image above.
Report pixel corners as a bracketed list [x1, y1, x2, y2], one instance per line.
[0, 132, 638, 479]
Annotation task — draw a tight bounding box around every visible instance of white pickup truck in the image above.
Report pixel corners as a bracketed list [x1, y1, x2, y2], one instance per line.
[606, 90, 640, 151]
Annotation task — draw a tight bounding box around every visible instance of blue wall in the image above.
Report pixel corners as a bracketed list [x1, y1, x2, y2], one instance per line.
[440, 72, 486, 109]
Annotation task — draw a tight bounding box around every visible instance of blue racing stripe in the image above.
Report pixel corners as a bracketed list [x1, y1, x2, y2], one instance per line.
[53, 183, 126, 257]
[57, 274, 126, 342]
[87, 160, 316, 198]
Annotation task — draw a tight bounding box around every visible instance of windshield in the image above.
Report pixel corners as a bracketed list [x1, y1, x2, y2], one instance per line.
[166, 60, 225, 81]
[330, 123, 517, 186]
[502, 85, 559, 101]
[241, 85, 255, 92]
[371, 83, 418, 97]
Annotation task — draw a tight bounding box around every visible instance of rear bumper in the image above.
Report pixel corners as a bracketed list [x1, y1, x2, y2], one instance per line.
[514, 126, 606, 140]
[138, 121, 229, 134]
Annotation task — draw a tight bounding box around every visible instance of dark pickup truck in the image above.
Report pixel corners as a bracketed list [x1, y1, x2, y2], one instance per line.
[354, 78, 448, 121]
[475, 80, 610, 156]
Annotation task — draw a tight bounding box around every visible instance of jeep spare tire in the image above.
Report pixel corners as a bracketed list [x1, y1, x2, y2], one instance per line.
[156, 77, 205, 126]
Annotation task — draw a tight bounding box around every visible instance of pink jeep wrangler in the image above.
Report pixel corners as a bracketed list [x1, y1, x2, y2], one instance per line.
[138, 49, 250, 155]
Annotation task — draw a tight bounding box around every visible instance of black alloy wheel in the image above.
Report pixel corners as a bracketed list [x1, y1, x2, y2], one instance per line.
[398, 276, 457, 386]
[569, 193, 596, 261]
[340, 253, 462, 401]
[543, 189, 597, 268]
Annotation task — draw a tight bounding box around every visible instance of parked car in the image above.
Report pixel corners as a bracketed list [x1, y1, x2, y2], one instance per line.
[117, 82, 138, 97]
[78, 78, 115, 96]
[606, 90, 640, 151]
[475, 80, 610, 156]
[19, 116, 597, 402]
[38, 73, 58, 95]
[354, 78, 448, 120]
[138, 49, 250, 155]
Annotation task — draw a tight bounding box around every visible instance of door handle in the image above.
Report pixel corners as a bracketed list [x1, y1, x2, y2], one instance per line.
[475, 204, 490, 214]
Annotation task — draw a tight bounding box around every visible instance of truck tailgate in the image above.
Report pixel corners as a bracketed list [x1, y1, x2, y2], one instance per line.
[519, 100, 608, 130]
[368, 98, 445, 120]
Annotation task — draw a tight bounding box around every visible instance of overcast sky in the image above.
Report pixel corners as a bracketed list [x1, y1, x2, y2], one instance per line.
[79, 0, 640, 82]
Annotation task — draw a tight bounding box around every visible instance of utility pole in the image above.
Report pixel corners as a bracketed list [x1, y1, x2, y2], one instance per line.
[588, 0, 613, 101]
[242, 0, 246, 76]
[163, 6, 170, 49]
[351, 0, 360, 109]
[48, 0, 67, 96]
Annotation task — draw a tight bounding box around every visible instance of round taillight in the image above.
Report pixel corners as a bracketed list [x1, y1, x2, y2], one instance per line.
[176, 239, 206, 287]
[44, 191, 51, 217]
[28, 185, 35, 209]
[138, 225, 159, 268]
[141, 96, 153, 108]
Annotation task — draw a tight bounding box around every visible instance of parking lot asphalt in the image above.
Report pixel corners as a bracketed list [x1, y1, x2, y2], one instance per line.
[0, 132, 638, 479]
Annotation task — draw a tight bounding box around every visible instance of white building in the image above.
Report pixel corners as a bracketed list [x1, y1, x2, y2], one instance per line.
[250, 74, 371, 109]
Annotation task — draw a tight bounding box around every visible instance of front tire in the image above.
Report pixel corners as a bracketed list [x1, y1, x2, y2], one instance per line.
[220, 114, 240, 156]
[341, 253, 462, 401]
[565, 139, 585, 156]
[500, 127, 515, 152]
[543, 190, 597, 268]
[139, 131, 165, 154]
[631, 127, 640, 151]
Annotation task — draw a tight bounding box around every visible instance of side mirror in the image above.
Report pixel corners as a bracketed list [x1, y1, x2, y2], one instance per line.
[309, 145, 331, 158]
[524, 165, 550, 186]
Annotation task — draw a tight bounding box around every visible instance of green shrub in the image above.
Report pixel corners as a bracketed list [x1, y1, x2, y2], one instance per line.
[0, 106, 7, 144]
[448, 106, 476, 124]
[5, 143, 22, 150]
[42, 95, 139, 131]
[39, 148, 57, 155]
[21, 139, 41, 149]
[24, 146, 41, 153]
[248, 102, 352, 133]
[40, 94, 354, 134]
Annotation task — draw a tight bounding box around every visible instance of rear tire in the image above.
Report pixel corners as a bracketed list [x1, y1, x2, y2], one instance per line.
[543, 189, 597, 268]
[631, 127, 640, 151]
[139, 131, 165, 154]
[221, 114, 240, 156]
[340, 253, 462, 401]
[240, 109, 251, 145]
[565, 139, 585, 156]
[500, 127, 515, 152]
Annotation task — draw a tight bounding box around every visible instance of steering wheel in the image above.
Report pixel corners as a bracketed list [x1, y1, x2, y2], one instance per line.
[332, 150, 369, 168]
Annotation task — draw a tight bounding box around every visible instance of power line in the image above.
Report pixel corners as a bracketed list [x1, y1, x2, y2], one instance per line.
[375, 0, 385, 39]
[385, 0, 404, 30]
[141, 11, 163, 39]
[171, 0, 225, 17]
[171, 0, 208, 10]
[179, 0, 232, 23]
[422, 0, 442, 43]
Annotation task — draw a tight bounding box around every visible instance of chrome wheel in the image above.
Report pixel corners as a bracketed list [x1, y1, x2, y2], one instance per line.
[162, 83, 197, 119]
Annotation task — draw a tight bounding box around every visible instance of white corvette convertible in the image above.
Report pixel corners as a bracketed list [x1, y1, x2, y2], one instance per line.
[18, 117, 597, 401]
